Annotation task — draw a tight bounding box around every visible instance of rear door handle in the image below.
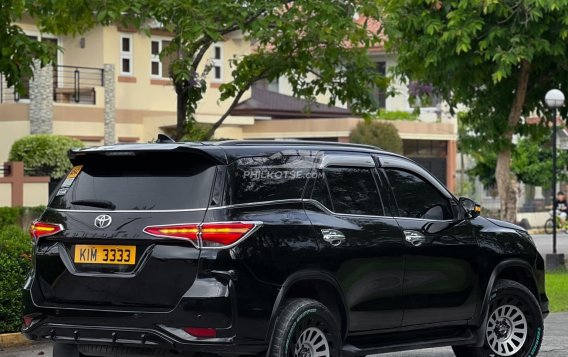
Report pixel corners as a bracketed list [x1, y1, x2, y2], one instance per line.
[321, 229, 346, 247]
[404, 230, 426, 247]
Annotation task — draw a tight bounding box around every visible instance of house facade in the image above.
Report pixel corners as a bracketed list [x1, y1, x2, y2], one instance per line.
[0, 17, 458, 192]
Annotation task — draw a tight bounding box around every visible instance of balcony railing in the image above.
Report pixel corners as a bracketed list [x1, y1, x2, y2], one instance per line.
[0, 65, 104, 105]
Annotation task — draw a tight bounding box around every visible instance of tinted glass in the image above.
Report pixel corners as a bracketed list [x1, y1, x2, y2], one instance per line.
[122, 58, 130, 73]
[50, 153, 216, 210]
[151, 41, 160, 55]
[385, 168, 452, 220]
[324, 167, 383, 215]
[151, 61, 160, 75]
[121, 37, 130, 52]
[226, 154, 315, 204]
[311, 173, 333, 210]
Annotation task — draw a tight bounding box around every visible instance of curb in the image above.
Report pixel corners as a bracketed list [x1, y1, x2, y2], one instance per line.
[0, 332, 33, 348]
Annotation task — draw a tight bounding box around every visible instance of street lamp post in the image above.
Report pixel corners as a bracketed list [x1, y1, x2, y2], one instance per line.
[545, 89, 565, 270]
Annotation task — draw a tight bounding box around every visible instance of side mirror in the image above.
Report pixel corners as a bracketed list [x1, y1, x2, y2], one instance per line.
[459, 197, 481, 218]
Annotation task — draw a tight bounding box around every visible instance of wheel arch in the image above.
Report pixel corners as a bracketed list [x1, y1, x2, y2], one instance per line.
[266, 270, 349, 343]
[472, 259, 540, 347]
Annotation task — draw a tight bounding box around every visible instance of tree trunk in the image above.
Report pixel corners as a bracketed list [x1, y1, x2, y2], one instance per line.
[495, 149, 518, 222]
[495, 60, 531, 222]
[174, 81, 188, 141]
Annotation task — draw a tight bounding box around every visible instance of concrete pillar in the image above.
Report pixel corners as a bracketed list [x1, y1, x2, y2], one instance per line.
[103, 64, 116, 145]
[446, 140, 457, 193]
[29, 60, 53, 134]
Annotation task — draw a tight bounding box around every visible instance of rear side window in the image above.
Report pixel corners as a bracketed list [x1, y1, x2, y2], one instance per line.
[312, 167, 383, 216]
[50, 153, 217, 210]
[226, 153, 315, 204]
[384, 168, 452, 220]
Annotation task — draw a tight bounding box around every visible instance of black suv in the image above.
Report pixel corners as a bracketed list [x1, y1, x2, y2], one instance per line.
[22, 140, 548, 357]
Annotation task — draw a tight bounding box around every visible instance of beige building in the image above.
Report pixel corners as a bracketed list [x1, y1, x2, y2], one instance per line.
[0, 18, 458, 192]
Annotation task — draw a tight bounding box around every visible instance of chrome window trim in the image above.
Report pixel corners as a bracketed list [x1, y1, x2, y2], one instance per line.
[51, 207, 209, 213]
[318, 154, 375, 169]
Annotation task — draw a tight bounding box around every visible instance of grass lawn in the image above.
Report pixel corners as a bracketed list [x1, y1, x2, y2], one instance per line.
[546, 271, 568, 312]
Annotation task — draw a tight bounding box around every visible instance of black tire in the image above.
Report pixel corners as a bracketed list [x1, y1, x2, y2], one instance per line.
[53, 343, 83, 357]
[268, 298, 342, 357]
[452, 279, 544, 357]
[544, 219, 554, 235]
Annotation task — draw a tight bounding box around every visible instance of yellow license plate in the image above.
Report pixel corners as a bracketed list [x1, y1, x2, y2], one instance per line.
[74, 245, 136, 265]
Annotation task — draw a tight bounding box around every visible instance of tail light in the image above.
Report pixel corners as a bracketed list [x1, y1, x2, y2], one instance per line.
[30, 221, 64, 241]
[143, 224, 199, 242]
[143, 221, 261, 248]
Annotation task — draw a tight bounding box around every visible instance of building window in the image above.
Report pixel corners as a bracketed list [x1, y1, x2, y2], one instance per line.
[151, 38, 173, 78]
[120, 35, 133, 75]
[371, 61, 387, 109]
[211, 43, 223, 82]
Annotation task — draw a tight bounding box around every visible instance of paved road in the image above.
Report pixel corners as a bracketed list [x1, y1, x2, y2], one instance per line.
[3, 313, 567, 357]
[532, 233, 568, 256]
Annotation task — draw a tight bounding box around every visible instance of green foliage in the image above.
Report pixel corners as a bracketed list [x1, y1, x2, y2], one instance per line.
[512, 136, 568, 188]
[0, 225, 32, 333]
[380, 0, 568, 218]
[180, 119, 213, 142]
[9, 135, 84, 180]
[119, 0, 386, 138]
[350, 121, 403, 154]
[374, 110, 418, 121]
[0, 206, 45, 230]
[1, 0, 134, 93]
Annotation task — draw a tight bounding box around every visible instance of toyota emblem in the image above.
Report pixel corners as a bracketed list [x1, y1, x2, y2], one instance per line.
[94, 214, 112, 229]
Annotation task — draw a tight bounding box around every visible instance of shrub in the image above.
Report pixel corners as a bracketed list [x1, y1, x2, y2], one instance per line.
[9, 134, 84, 179]
[349, 120, 403, 154]
[375, 110, 418, 121]
[0, 206, 45, 230]
[0, 225, 32, 333]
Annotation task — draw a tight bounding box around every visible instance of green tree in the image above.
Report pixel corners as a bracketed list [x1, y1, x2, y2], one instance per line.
[380, 0, 568, 222]
[1, 1, 132, 92]
[118, 0, 386, 139]
[9, 135, 84, 179]
[350, 120, 403, 154]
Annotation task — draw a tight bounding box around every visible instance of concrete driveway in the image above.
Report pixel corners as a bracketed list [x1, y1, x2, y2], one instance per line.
[2, 313, 567, 357]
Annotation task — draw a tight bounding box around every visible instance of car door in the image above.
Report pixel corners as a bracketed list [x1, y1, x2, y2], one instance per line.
[304, 152, 405, 331]
[378, 156, 480, 326]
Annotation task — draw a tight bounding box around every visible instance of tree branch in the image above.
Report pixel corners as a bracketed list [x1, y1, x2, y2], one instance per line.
[205, 88, 248, 139]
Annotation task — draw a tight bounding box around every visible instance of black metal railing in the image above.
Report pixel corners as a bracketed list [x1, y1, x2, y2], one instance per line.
[0, 65, 104, 105]
[0, 163, 11, 177]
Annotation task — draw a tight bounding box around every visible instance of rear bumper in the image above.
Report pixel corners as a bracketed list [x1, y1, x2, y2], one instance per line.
[22, 323, 266, 355]
[22, 269, 278, 355]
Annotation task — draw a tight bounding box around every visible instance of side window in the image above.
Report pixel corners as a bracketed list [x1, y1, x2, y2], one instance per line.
[312, 167, 383, 216]
[226, 154, 315, 204]
[384, 168, 452, 220]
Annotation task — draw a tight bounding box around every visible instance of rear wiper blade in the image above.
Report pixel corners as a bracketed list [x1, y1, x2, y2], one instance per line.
[71, 199, 116, 210]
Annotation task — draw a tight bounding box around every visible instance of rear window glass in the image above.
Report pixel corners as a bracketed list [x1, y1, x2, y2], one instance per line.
[226, 153, 316, 204]
[50, 153, 216, 210]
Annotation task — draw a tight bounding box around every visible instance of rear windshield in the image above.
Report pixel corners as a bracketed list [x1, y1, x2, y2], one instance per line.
[50, 153, 216, 210]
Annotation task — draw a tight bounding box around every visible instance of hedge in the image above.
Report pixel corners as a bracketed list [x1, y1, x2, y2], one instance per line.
[0, 206, 44, 333]
[0, 225, 32, 333]
[9, 134, 84, 179]
[0, 206, 45, 230]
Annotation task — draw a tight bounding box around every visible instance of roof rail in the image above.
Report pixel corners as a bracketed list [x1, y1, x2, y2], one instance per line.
[214, 139, 382, 151]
